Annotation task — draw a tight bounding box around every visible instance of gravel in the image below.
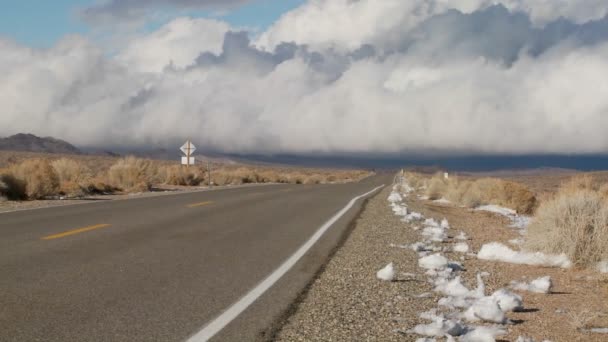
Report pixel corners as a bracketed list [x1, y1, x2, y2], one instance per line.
[275, 187, 434, 341]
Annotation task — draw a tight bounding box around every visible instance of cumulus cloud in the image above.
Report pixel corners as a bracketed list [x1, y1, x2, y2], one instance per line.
[117, 17, 230, 72]
[2, 0, 608, 155]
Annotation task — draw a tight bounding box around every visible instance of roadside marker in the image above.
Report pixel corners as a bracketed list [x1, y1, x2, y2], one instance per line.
[186, 184, 385, 342]
[41, 224, 111, 240]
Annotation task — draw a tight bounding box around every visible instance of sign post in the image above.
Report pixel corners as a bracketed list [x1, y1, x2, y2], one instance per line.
[180, 140, 196, 167]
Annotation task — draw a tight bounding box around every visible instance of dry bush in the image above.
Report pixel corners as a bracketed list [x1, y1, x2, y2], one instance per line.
[525, 189, 608, 267]
[51, 158, 93, 196]
[7, 159, 60, 199]
[445, 178, 473, 204]
[162, 165, 204, 186]
[404, 172, 428, 189]
[499, 180, 538, 214]
[425, 174, 449, 200]
[107, 157, 154, 192]
[416, 172, 536, 214]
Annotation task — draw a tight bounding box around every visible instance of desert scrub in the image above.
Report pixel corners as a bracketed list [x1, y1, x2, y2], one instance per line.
[51, 158, 93, 196]
[417, 173, 537, 214]
[525, 188, 608, 267]
[6, 159, 60, 199]
[162, 165, 204, 186]
[107, 156, 154, 192]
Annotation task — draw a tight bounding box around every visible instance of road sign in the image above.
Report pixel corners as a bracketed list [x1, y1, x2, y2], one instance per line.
[181, 157, 196, 165]
[180, 140, 196, 167]
[180, 141, 196, 155]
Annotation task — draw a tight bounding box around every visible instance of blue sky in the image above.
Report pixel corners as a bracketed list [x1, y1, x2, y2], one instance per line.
[0, 0, 305, 47]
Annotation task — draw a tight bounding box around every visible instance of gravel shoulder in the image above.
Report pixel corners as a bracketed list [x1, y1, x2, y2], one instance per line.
[275, 186, 432, 341]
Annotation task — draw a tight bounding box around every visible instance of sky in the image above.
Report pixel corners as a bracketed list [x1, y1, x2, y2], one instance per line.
[1, 0, 608, 158]
[0, 0, 304, 47]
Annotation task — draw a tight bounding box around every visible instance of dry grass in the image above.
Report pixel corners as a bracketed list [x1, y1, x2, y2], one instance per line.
[161, 165, 205, 186]
[0, 151, 371, 201]
[414, 172, 537, 214]
[51, 158, 94, 196]
[525, 186, 608, 267]
[5, 159, 60, 199]
[107, 156, 155, 192]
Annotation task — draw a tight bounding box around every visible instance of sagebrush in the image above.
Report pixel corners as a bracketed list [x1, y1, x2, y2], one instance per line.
[525, 187, 608, 267]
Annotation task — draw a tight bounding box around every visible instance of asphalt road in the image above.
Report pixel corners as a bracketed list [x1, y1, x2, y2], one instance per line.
[0, 174, 389, 342]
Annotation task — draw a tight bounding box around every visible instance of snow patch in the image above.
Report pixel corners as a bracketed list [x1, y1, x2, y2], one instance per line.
[433, 198, 451, 204]
[597, 260, 608, 273]
[453, 243, 470, 253]
[388, 191, 403, 203]
[376, 262, 395, 281]
[460, 326, 506, 342]
[456, 231, 469, 240]
[477, 242, 572, 268]
[419, 254, 448, 270]
[511, 276, 553, 294]
[475, 205, 531, 229]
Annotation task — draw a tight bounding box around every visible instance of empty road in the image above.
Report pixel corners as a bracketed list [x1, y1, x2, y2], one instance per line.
[0, 174, 389, 342]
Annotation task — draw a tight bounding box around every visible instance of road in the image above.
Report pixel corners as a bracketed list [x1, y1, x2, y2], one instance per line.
[0, 174, 389, 342]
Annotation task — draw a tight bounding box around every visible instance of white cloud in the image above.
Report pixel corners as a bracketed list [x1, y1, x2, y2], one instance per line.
[2, 1, 608, 156]
[117, 17, 230, 72]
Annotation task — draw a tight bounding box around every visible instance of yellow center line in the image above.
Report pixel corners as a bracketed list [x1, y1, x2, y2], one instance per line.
[42, 224, 111, 240]
[187, 201, 214, 208]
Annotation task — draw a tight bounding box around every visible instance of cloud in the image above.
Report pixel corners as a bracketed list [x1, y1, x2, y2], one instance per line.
[82, 0, 250, 23]
[2, 1, 608, 156]
[117, 17, 230, 72]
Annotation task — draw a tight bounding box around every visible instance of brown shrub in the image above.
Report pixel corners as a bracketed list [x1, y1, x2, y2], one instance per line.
[415, 172, 537, 214]
[404, 171, 428, 189]
[525, 189, 608, 267]
[107, 157, 154, 192]
[445, 178, 473, 204]
[425, 174, 448, 200]
[51, 158, 93, 196]
[162, 165, 204, 186]
[7, 159, 60, 199]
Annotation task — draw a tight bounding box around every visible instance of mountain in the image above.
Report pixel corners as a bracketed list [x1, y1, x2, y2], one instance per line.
[0, 133, 81, 154]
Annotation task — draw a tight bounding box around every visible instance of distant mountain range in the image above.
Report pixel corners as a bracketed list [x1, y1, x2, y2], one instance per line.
[0, 133, 238, 164]
[0, 133, 82, 154]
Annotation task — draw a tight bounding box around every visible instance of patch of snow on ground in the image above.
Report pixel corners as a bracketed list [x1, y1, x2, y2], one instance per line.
[475, 205, 531, 229]
[460, 326, 506, 342]
[456, 231, 469, 240]
[491, 289, 523, 312]
[376, 263, 395, 281]
[410, 311, 466, 337]
[508, 238, 524, 246]
[453, 243, 470, 253]
[392, 204, 408, 216]
[419, 254, 449, 270]
[477, 242, 572, 268]
[403, 211, 424, 222]
[597, 260, 608, 273]
[511, 276, 553, 294]
[388, 191, 403, 203]
[463, 296, 506, 323]
[433, 198, 451, 204]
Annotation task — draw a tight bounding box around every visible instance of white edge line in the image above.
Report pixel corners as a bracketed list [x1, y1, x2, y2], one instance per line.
[186, 184, 386, 342]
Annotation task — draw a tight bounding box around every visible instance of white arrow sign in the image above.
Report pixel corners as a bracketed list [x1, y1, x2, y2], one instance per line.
[180, 140, 196, 156]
